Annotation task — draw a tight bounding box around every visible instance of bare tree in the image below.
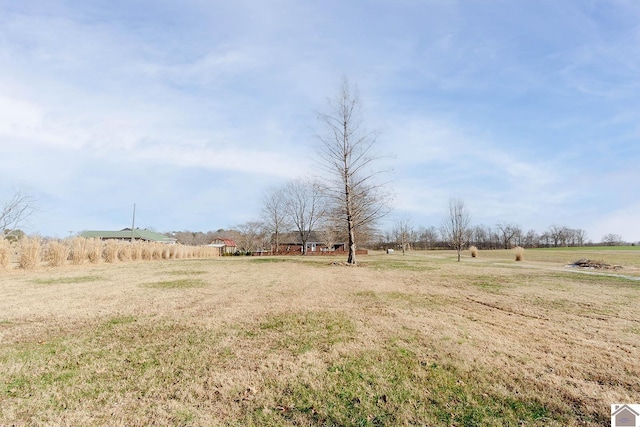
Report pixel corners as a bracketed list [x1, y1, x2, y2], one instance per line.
[393, 217, 414, 255]
[261, 186, 291, 254]
[1, 190, 36, 240]
[236, 221, 267, 253]
[496, 222, 521, 249]
[441, 199, 471, 262]
[601, 233, 622, 246]
[282, 179, 325, 255]
[316, 78, 390, 265]
[420, 226, 440, 250]
[547, 224, 569, 247]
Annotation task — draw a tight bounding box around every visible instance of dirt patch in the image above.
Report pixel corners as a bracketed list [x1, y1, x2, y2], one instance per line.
[567, 258, 623, 270]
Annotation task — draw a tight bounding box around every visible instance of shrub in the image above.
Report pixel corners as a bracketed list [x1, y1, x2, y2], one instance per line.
[46, 240, 69, 267]
[118, 243, 131, 262]
[19, 237, 42, 269]
[86, 239, 102, 264]
[69, 237, 88, 265]
[514, 246, 524, 261]
[103, 241, 119, 263]
[0, 239, 13, 269]
[470, 246, 478, 258]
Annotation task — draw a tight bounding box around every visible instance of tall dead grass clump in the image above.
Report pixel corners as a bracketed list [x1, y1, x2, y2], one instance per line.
[118, 243, 131, 262]
[46, 240, 69, 267]
[152, 243, 162, 260]
[86, 238, 103, 264]
[69, 237, 88, 265]
[141, 244, 153, 261]
[103, 240, 119, 263]
[19, 237, 42, 270]
[0, 239, 13, 269]
[470, 246, 478, 258]
[131, 242, 142, 261]
[514, 246, 524, 261]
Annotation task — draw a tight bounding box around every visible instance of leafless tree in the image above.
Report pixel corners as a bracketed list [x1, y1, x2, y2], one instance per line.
[547, 224, 569, 247]
[261, 186, 291, 254]
[282, 179, 325, 255]
[236, 221, 267, 253]
[496, 222, 521, 249]
[1, 189, 36, 240]
[441, 199, 471, 262]
[601, 233, 622, 246]
[316, 78, 391, 265]
[393, 217, 414, 255]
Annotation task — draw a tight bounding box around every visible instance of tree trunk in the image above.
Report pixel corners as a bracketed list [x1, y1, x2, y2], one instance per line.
[347, 216, 356, 264]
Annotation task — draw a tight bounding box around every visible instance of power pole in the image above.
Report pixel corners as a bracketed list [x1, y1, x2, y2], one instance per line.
[131, 203, 136, 242]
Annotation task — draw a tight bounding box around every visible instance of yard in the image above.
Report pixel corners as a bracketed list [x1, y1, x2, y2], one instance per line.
[1, 248, 639, 425]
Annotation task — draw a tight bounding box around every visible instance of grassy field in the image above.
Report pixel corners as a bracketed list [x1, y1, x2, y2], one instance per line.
[1, 248, 639, 426]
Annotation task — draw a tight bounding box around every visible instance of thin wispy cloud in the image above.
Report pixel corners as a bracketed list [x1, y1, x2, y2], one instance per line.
[0, 0, 638, 241]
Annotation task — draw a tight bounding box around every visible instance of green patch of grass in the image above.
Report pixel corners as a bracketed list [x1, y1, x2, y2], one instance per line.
[365, 259, 438, 272]
[247, 341, 557, 426]
[254, 311, 356, 354]
[105, 315, 137, 326]
[553, 271, 640, 286]
[0, 319, 229, 414]
[163, 270, 207, 276]
[384, 291, 450, 309]
[31, 275, 104, 285]
[144, 279, 208, 289]
[250, 257, 291, 264]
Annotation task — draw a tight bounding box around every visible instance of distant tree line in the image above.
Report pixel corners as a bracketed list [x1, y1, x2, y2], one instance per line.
[380, 220, 629, 251]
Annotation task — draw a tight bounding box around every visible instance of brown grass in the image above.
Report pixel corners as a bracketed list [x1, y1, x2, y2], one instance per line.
[0, 250, 638, 425]
[470, 245, 478, 257]
[0, 239, 12, 269]
[18, 237, 41, 269]
[514, 245, 524, 261]
[45, 240, 69, 267]
[69, 237, 88, 265]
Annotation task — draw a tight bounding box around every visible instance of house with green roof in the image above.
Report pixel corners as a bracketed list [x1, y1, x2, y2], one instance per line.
[80, 228, 177, 244]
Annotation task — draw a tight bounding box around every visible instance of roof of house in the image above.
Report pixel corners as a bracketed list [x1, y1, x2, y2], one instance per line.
[212, 238, 237, 247]
[80, 228, 177, 243]
[278, 231, 340, 245]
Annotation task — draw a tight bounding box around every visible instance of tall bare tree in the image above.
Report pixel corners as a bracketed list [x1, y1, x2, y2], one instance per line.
[495, 222, 521, 249]
[317, 78, 390, 265]
[393, 217, 414, 255]
[1, 189, 36, 240]
[282, 179, 325, 255]
[261, 186, 291, 254]
[441, 199, 471, 262]
[236, 221, 267, 253]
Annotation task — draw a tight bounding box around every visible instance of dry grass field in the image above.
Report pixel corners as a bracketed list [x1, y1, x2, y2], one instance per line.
[1, 248, 639, 426]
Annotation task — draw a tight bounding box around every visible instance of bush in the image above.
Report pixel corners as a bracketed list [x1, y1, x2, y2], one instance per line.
[46, 240, 69, 267]
[19, 237, 42, 269]
[69, 237, 88, 265]
[0, 239, 13, 269]
[514, 246, 524, 261]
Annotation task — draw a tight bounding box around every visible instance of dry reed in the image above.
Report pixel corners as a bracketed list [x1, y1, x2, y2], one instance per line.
[19, 237, 42, 269]
[0, 239, 13, 269]
[69, 237, 87, 265]
[514, 246, 524, 261]
[470, 246, 478, 258]
[86, 239, 102, 264]
[46, 241, 69, 267]
[103, 241, 119, 263]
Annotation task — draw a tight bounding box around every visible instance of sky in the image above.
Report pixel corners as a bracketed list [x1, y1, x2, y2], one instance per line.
[1, 0, 639, 242]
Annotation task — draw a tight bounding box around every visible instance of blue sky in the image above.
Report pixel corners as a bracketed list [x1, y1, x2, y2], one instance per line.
[1, 0, 639, 242]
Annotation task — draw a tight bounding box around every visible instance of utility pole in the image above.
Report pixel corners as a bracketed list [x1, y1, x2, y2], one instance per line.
[131, 203, 136, 243]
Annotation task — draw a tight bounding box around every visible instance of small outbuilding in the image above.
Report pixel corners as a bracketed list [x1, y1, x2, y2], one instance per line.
[209, 238, 237, 255]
